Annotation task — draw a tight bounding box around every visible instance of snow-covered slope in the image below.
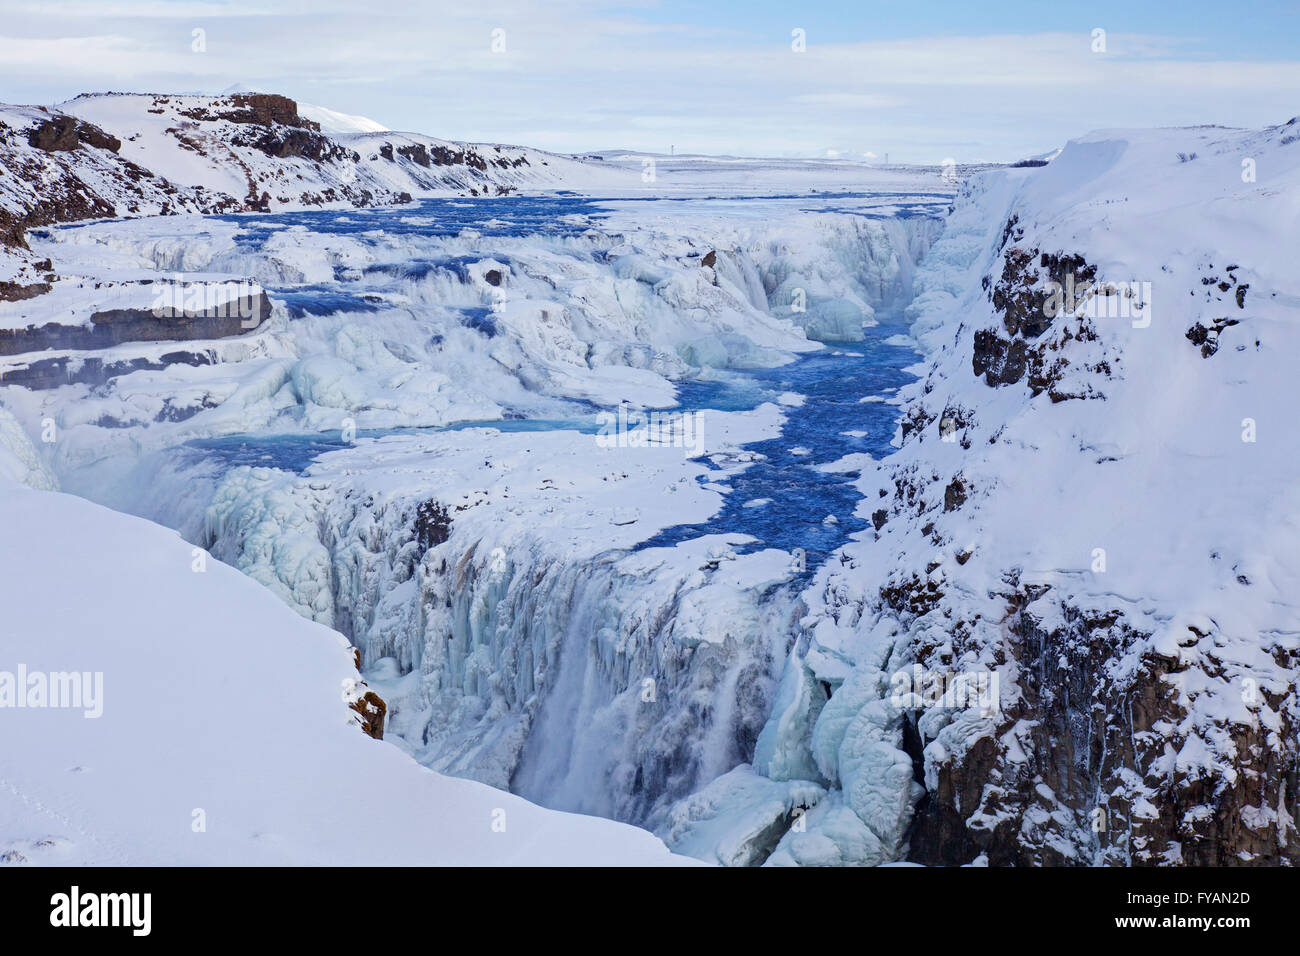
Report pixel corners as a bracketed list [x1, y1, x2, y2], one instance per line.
[297, 102, 389, 135]
[61, 93, 622, 209]
[725, 120, 1300, 865]
[0, 92, 631, 290]
[0, 456, 691, 865]
[0, 102, 235, 293]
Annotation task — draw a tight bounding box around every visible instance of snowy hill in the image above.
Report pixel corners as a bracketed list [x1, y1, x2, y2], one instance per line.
[61, 93, 619, 208]
[297, 102, 389, 135]
[0, 101, 237, 293]
[734, 119, 1300, 865]
[0, 92, 628, 293]
[0, 419, 690, 865]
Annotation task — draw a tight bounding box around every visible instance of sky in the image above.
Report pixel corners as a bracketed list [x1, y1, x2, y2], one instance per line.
[1, 0, 1298, 163]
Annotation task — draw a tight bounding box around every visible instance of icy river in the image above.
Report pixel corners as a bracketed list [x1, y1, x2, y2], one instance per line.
[36, 187, 949, 858]
[170, 194, 940, 574]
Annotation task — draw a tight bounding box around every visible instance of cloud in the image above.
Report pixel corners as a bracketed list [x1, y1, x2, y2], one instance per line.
[790, 93, 905, 109]
[0, 4, 1296, 162]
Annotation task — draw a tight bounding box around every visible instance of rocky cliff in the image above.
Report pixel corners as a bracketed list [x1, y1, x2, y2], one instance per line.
[746, 120, 1300, 866]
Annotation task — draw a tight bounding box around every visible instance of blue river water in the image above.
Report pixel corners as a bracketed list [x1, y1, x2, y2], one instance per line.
[182, 194, 934, 575]
[185, 326, 917, 575]
[635, 322, 916, 569]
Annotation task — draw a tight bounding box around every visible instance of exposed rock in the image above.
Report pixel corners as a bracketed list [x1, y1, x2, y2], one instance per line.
[248, 125, 356, 163]
[398, 143, 430, 167]
[0, 280, 52, 302]
[907, 587, 1300, 866]
[1185, 318, 1240, 358]
[349, 689, 387, 740]
[973, 243, 1112, 401]
[225, 93, 316, 129]
[0, 291, 272, 357]
[0, 348, 215, 390]
[414, 499, 452, 550]
[942, 477, 967, 512]
[26, 116, 121, 153]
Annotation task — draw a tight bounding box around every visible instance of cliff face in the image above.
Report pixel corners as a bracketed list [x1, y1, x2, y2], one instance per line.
[747, 121, 1300, 866]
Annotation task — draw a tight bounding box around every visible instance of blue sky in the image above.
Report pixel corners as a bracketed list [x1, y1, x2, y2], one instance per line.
[642, 0, 1300, 60]
[1, 1, 1298, 162]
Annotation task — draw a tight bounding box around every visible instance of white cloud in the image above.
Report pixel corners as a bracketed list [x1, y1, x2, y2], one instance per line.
[791, 93, 905, 109]
[0, 4, 1295, 162]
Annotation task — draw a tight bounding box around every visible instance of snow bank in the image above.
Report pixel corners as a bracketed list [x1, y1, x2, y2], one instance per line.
[0, 478, 692, 866]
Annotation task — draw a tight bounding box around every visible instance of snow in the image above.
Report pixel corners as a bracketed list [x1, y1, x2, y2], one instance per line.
[661, 764, 823, 866]
[297, 102, 389, 135]
[0, 474, 694, 865]
[724, 118, 1300, 865]
[0, 143, 954, 863]
[0, 406, 56, 490]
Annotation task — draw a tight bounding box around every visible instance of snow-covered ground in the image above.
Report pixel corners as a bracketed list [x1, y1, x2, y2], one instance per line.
[0, 422, 693, 866]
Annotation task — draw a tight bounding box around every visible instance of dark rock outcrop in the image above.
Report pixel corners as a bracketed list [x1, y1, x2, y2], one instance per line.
[414, 499, 452, 551]
[248, 126, 356, 163]
[179, 93, 319, 131]
[1185, 318, 1240, 358]
[0, 348, 216, 390]
[225, 93, 317, 129]
[0, 280, 52, 302]
[906, 586, 1300, 866]
[349, 690, 387, 740]
[0, 291, 272, 357]
[973, 240, 1111, 401]
[27, 116, 121, 153]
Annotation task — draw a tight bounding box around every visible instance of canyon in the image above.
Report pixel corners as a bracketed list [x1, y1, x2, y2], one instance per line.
[3, 93, 1296, 866]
